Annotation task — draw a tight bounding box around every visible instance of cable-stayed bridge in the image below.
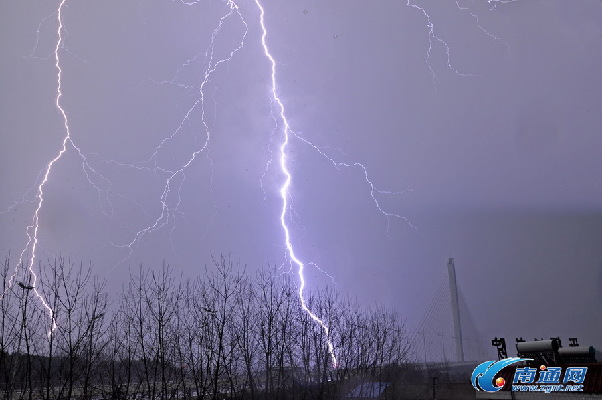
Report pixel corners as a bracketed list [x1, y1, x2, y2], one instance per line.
[410, 258, 487, 364]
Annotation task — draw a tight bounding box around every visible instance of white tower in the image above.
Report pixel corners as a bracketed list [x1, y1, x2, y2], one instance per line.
[447, 258, 464, 362]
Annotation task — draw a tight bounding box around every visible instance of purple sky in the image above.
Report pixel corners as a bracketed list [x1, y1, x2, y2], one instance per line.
[1, 0, 602, 359]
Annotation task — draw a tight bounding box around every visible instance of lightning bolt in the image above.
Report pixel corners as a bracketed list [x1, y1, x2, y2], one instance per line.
[7, 0, 72, 335]
[254, 0, 339, 369]
[253, 0, 514, 369]
[8, 0, 118, 335]
[454, 0, 510, 53]
[4, 0, 516, 362]
[292, 133, 416, 235]
[3, 0, 249, 335]
[487, 0, 520, 10]
[406, 0, 474, 86]
[108, 0, 248, 267]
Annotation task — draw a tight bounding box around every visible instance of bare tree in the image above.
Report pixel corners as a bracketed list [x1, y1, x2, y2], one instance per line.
[0, 257, 22, 399]
[232, 274, 258, 398]
[145, 264, 181, 399]
[32, 258, 110, 400]
[121, 265, 162, 399]
[205, 255, 244, 400]
[79, 275, 109, 399]
[179, 275, 216, 399]
[0, 253, 412, 400]
[254, 268, 299, 400]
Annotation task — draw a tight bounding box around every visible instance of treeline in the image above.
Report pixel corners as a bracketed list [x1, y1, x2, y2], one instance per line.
[0, 255, 409, 400]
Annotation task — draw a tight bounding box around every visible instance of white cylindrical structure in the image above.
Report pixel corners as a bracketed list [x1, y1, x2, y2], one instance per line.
[447, 258, 464, 362]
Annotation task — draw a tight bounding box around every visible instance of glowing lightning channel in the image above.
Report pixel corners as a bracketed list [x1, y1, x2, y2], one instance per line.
[405, 0, 474, 86]
[10, 0, 73, 335]
[109, 0, 247, 267]
[254, 0, 337, 369]
[454, 0, 510, 53]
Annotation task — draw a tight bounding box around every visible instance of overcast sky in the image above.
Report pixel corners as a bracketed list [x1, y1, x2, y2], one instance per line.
[1, 0, 602, 360]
